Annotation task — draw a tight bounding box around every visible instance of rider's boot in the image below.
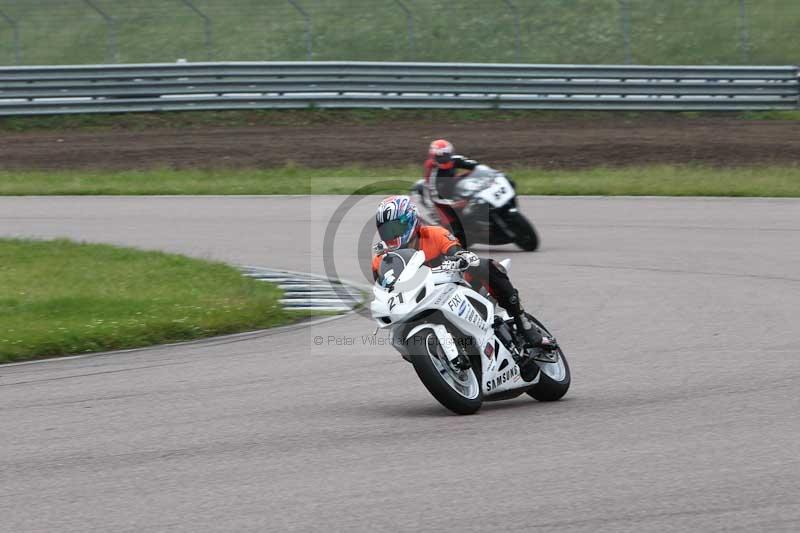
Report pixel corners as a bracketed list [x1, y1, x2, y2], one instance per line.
[507, 290, 556, 381]
[507, 289, 541, 346]
[471, 260, 557, 380]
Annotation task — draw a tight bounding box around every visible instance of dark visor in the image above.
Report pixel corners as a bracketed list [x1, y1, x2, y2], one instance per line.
[435, 154, 451, 164]
[378, 219, 408, 241]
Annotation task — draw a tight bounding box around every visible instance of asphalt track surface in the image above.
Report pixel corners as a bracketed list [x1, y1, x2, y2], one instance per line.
[2, 196, 799, 532]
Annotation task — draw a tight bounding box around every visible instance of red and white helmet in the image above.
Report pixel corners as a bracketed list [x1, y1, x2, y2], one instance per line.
[429, 139, 453, 165]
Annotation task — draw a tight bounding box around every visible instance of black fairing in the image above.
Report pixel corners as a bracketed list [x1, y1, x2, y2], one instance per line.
[446, 181, 519, 246]
[457, 204, 517, 246]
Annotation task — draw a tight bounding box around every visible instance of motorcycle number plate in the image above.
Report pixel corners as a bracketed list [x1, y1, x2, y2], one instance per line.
[478, 176, 514, 207]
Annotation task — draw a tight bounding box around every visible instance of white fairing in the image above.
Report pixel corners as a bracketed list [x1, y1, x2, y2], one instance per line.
[476, 174, 515, 207]
[411, 165, 517, 224]
[371, 250, 536, 397]
[451, 165, 515, 208]
[466, 164, 498, 179]
[406, 323, 459, 362]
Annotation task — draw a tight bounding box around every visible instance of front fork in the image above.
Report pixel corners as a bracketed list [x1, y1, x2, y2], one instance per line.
[493, 316, 523, 364]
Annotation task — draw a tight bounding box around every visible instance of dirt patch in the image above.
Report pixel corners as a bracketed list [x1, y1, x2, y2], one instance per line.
[1, 116, 798, 171]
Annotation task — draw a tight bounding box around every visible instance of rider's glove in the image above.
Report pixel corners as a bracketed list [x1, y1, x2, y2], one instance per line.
[440, 257, 466, 271]
[441, 251, 479, 272]
[454, 250, 480, 269]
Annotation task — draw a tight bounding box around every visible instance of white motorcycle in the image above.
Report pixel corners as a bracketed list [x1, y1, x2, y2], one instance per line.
[411, 165, 540, 251]
[371, 248, 570, 414]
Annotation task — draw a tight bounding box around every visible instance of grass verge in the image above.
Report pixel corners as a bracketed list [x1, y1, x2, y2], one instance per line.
[1, 109, 799, 133]
[1, 165, 799, 197]
[0, 239, 310, 363]
[2, 1, 797, 65]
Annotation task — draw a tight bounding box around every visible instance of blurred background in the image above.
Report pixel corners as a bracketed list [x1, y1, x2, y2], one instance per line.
[0, 0, 798, 66]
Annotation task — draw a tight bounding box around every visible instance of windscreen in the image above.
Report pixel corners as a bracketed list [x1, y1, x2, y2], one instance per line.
[455, 177, 489, 198]
[377, 248, 417, 288]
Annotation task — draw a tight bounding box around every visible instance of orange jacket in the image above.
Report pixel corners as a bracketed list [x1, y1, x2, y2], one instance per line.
[372, 225, 461, 273]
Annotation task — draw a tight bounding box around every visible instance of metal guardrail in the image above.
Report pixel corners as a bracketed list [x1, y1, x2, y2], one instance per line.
[0, 62, 797, 115]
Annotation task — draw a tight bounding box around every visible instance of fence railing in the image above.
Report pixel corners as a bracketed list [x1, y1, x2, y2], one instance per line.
[0, 62, 797, 116]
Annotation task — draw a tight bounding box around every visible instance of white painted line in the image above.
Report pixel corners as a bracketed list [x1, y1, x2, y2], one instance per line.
[286, 306, 352, 311]
[276, 279, 331, 290]
[281, 301, 350, 304]
[282, 291, 359, 297]
[283, 292, 360, 302]
[244, 266, 365, 315]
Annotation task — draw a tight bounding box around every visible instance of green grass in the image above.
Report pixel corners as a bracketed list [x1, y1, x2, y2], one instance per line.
[1, 165, 799, 197]
[0, 1, 798, 66]
[1, 109, 799, 134]
[0, 238, 306, 363]
[510, 165, 800, 197]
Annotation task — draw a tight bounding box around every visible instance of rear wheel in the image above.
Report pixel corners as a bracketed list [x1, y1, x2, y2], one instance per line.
[409, 328, 482, 415]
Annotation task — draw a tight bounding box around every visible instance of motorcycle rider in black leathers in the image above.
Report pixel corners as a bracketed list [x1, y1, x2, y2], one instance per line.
[421, 139, 483, 239]
[423, 139, 479, 201]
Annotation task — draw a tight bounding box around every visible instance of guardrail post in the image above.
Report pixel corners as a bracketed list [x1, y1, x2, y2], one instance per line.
[393, 0, 415, 60]
[738, 0, 750, 63]
[0, 8, 21, 65]
[180, 0, 213, 60]
[84, 0, 118, 63]
[619, 0, 632, 65]
[287, 0, 312, 60]
[501, 0, 521, 63]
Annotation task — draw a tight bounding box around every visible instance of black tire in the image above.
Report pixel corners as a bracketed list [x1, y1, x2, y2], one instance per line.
[449, 215, 468, 249]
[453, 226, 468, 249]
[409, 328, 482, 415]
[435, 203, 468, 247]
[508, 211, 539, 251]
[526, 348, 571, 401]
[523, 314, 570, 402]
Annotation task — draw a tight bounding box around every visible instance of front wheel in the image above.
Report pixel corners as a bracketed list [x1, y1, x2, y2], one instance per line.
[409, 328, 482, 415]
[507, 211, 539, 251]
[526, 348, 571, 401]
[523, 314, 570, 401]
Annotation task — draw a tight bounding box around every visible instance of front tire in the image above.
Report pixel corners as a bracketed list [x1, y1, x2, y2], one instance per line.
[448, 214, 468, 248]
[508, 211, 539, 251]
[409, 328, 482, 415]
[526, 348, 571, 401]
[523, 314, 570, 401]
